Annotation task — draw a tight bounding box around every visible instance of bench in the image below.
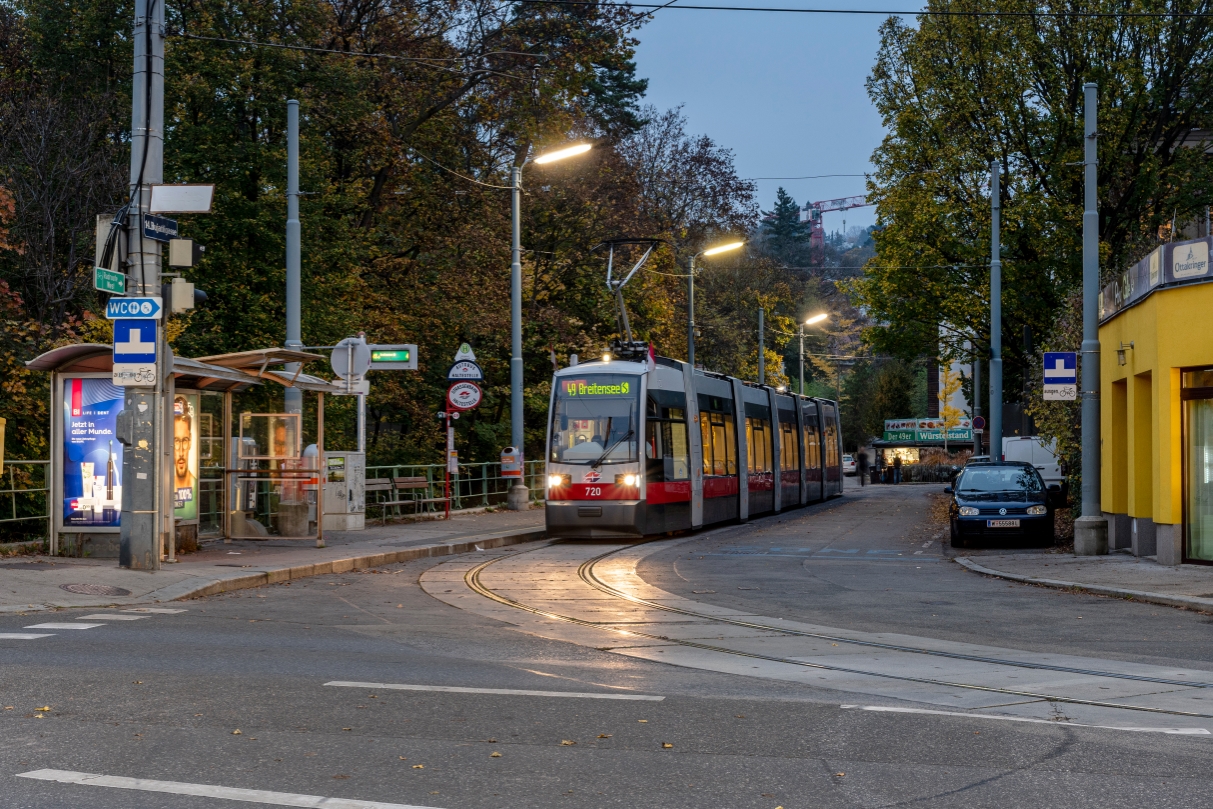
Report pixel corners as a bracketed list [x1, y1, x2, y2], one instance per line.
[368, 476, 450, 523]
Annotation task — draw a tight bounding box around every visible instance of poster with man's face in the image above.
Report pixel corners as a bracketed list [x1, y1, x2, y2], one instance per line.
[173, 394, 200, 521]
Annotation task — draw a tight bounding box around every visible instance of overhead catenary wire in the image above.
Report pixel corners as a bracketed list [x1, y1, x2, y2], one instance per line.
[520, 0, 1213, 18]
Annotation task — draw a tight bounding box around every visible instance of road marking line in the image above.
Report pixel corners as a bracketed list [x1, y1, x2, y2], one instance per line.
[324, 681, 665, 701]
[77, 614, 148, 621]
[840, 704, 1210, 735]
[123, 608, 187, 614]
[0, 633, 54, 640]
[24, 623, 104, 630]
[15, 769, 445, 808]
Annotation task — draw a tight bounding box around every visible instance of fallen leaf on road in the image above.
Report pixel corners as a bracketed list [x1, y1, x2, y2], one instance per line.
[835, 772, 845, 777]
[412, 764, 424, 769]
[662, 743, 673, 749]
[735, 715, 745, 719]
[637, 719, 647, 723]
[232, 730, 241, 735]
[133, 681, 142, 684]
[3, 706, 12, 710]
[342, 727, 352, 731]
[332, 775, 349, 780]
[490, 752, 502, 757]
[194, 714, 203, 717]
[560, 740, 576, 746]
[597, 734, 612, 739]
[398, 756, 407, 760]
[35, 706, 50, 712]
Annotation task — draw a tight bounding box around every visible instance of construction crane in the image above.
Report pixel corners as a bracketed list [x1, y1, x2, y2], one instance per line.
[800, 195, 870, 249]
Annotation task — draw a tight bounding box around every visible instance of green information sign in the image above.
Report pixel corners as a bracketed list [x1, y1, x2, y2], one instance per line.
[94, 266, 126, 294]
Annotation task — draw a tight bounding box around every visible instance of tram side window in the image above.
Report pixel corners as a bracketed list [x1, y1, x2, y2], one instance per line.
[780, 420, 799, 471]
[746, 418, 772, 473]
[803, 420, 821, 470]
[700, 411, 733, 476]
[823, 407, 840, 467]
[645, 407, 689, 482]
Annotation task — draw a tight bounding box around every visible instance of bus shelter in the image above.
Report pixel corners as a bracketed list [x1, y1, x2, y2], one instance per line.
[27, 345, 340, 560]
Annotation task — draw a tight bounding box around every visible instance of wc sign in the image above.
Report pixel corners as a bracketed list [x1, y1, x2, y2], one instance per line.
[1043, 351, 1077, 401]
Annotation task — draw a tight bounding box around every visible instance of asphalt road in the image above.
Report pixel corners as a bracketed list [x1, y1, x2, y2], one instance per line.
[3, 484, 1212, 808]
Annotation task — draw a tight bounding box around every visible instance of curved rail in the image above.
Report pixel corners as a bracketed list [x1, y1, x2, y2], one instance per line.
[463, 543, 1213, 720]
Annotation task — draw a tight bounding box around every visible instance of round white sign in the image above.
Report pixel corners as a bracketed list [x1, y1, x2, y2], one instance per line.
[448, 381, 482, 410]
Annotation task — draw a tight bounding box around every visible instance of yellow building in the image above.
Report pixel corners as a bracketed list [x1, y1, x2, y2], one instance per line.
[1099, 236, 1213, 565]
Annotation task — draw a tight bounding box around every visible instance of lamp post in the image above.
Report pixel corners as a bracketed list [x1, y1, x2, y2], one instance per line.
[799, 313, 828, 394]
[507, 141, 592, 511]
[687, 240, 745, 369]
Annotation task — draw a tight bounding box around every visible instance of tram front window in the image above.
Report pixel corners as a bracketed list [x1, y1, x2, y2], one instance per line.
[550, 374, 640, 464]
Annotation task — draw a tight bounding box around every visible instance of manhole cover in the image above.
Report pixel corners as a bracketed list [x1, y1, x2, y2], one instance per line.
[59, 583, 132, 596]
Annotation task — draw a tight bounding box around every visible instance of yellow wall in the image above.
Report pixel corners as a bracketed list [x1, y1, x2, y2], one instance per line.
[1100, 284, 1213, 525]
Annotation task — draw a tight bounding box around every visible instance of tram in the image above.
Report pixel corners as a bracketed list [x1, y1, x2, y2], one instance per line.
[545, 352, 844, 538]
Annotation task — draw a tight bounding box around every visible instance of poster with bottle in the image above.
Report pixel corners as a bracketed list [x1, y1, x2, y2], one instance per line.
[173, 393, 200, 521]
[62, 377, 124, 527]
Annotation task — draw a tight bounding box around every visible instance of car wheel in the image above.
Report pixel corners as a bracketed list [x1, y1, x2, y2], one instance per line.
[949, 519, 965, 548]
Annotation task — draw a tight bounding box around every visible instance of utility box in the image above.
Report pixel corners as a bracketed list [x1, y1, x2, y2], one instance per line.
[501, 447, 522, 480]
[323, 451, 365, 531]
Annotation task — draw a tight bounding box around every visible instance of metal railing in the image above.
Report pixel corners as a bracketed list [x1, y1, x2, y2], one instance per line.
[0, 460, 50, 542]
[365, 460, 546, 514]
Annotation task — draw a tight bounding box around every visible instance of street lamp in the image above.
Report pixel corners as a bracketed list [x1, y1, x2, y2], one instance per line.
[799, 313, 829, 395]
[508, 141, 592, 511]
[687, 240, 745, 369]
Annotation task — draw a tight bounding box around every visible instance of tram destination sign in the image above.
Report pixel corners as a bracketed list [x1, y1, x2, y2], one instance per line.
[560, 378, 632, 396]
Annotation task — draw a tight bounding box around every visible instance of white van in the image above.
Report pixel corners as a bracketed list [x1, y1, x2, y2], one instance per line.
[1002, 436, 1064, 487]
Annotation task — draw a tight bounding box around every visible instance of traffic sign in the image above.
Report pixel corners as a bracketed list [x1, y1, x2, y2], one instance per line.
[370, 344, 417, 370]
[447, 360, 484, 381]
[94, 266, 125, 294]
[453, 342, 476, 362]
[1044, 351, 1077, 401]
[142, 213, 179, 242]
[972, 415, 987, 430]
[448, 381, 482, 410]
[112, 319, 157, 387]
[105, 296, 162, 319]
[331, 336, 371, 380]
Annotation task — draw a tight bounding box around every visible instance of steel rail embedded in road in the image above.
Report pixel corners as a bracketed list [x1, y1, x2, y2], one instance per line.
[462, 542, 1213, 720]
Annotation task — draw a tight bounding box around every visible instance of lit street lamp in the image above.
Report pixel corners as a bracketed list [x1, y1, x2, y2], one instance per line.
[508, 141, 592, 510]
[799, 313, 828, 395]
[687, 240, 745, 369]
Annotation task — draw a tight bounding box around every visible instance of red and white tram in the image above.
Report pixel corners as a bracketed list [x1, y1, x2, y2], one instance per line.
[545, 353, 844, 538]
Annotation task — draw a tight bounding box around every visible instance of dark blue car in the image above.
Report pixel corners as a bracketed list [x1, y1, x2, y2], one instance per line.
[945, 461, 1056, 548]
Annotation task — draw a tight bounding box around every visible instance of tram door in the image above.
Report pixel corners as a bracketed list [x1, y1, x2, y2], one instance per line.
[821, 401, 842, 497]
[802, 400, 823, 503]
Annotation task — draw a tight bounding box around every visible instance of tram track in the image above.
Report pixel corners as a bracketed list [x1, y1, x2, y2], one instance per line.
[463, 540, 1213, 720]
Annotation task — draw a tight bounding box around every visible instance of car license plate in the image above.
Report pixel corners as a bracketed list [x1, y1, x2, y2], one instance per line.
[987, 519, 1020, 528]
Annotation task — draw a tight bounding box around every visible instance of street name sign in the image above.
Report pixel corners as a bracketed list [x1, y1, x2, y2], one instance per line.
[94, 266, 126, 294]
[447, 360, 484, 381]
[142, 213, 179, 242]
[105, 296, 163, 320]
[112, 319, 157, 386]
[1043, 351, 1077, 401]
[448, 381, 482, 410]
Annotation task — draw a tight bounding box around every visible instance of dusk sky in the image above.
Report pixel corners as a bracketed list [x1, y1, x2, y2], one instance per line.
[632, 2, 919, 235]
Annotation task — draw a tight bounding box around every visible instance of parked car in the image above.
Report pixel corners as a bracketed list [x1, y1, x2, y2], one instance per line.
[944, 461, 1058, 548]
[842, 454, 857, 476]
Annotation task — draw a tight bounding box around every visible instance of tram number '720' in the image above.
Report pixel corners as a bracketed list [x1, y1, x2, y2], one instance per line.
[585, 487, 601, 497]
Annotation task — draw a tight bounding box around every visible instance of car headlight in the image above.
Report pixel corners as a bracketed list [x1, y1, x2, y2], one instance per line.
[1027, 504, 1047, 515]
[615, 473, 639, 486]
[958, 506, 979, 516]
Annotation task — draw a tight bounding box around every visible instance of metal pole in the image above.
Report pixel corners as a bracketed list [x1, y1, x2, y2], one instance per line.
[687, 255, 696, 368]
[758, 307, 765, 385]
[119, 0, 165, 570]
[284, 99, 302, 415]
[989, 160, 1003, 461]
[973, 346, 982, 455]
[1076, 81, 1108, 554]
[799, 325, 805, 395]
[507, 165, 528, 509]
[357, 393, 366, 453]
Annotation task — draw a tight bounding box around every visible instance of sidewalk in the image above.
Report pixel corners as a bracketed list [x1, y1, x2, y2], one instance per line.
[955, 550, 1213, 612]
[0, 507, 545, 612]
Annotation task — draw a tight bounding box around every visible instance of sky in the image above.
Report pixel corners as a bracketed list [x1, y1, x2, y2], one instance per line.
[631, 2, 916, 235]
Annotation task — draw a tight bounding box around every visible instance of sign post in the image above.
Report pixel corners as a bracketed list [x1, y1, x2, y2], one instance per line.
[1043, 351, 1078, 401]
[442, 348, 483, 519]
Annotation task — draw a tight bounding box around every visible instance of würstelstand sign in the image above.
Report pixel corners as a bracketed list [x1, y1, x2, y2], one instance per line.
[883, 418, 973, 442]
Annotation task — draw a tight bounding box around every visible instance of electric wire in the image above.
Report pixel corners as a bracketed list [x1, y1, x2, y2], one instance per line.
[520, 1, 1213, 18]
[404, 146, 515, 189]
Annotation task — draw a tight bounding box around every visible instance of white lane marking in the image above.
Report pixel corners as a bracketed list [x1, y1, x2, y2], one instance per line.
[840, 705, 1210, 735]
[24, 623, 104, 630]
[77, 614, 148, 621]
[921, 540, 932, 548]
[324, 681, 665, 701]
[0, 633, 54, 640]
[123, 608, 186, 614]
[16, 769, 445, 808]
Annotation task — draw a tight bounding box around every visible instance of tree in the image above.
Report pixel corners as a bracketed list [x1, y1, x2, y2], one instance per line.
[759, 187, 812, 266]
[937, 362, 963, 452]
[867, 360, 915, 436]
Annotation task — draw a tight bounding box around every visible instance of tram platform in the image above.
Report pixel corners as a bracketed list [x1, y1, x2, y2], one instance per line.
[0, 506, 545, 612]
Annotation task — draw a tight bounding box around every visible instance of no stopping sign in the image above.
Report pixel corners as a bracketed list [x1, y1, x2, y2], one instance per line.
[448, 381, 482, 410]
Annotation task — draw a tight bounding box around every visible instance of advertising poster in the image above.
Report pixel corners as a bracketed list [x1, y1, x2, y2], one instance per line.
[62, 378, 124, 528]
[173, 393, 200, 521]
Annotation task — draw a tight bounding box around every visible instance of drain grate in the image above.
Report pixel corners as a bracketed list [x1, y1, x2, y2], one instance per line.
[59, 583, 133, 597]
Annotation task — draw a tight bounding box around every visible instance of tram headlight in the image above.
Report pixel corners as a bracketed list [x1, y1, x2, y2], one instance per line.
[615, 473, 639, 487]
[548, 474, 570, 488]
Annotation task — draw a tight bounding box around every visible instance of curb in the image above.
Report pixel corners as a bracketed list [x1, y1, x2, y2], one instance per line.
[150, 527, 547, 602]
[955, 556, 1213, 612]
